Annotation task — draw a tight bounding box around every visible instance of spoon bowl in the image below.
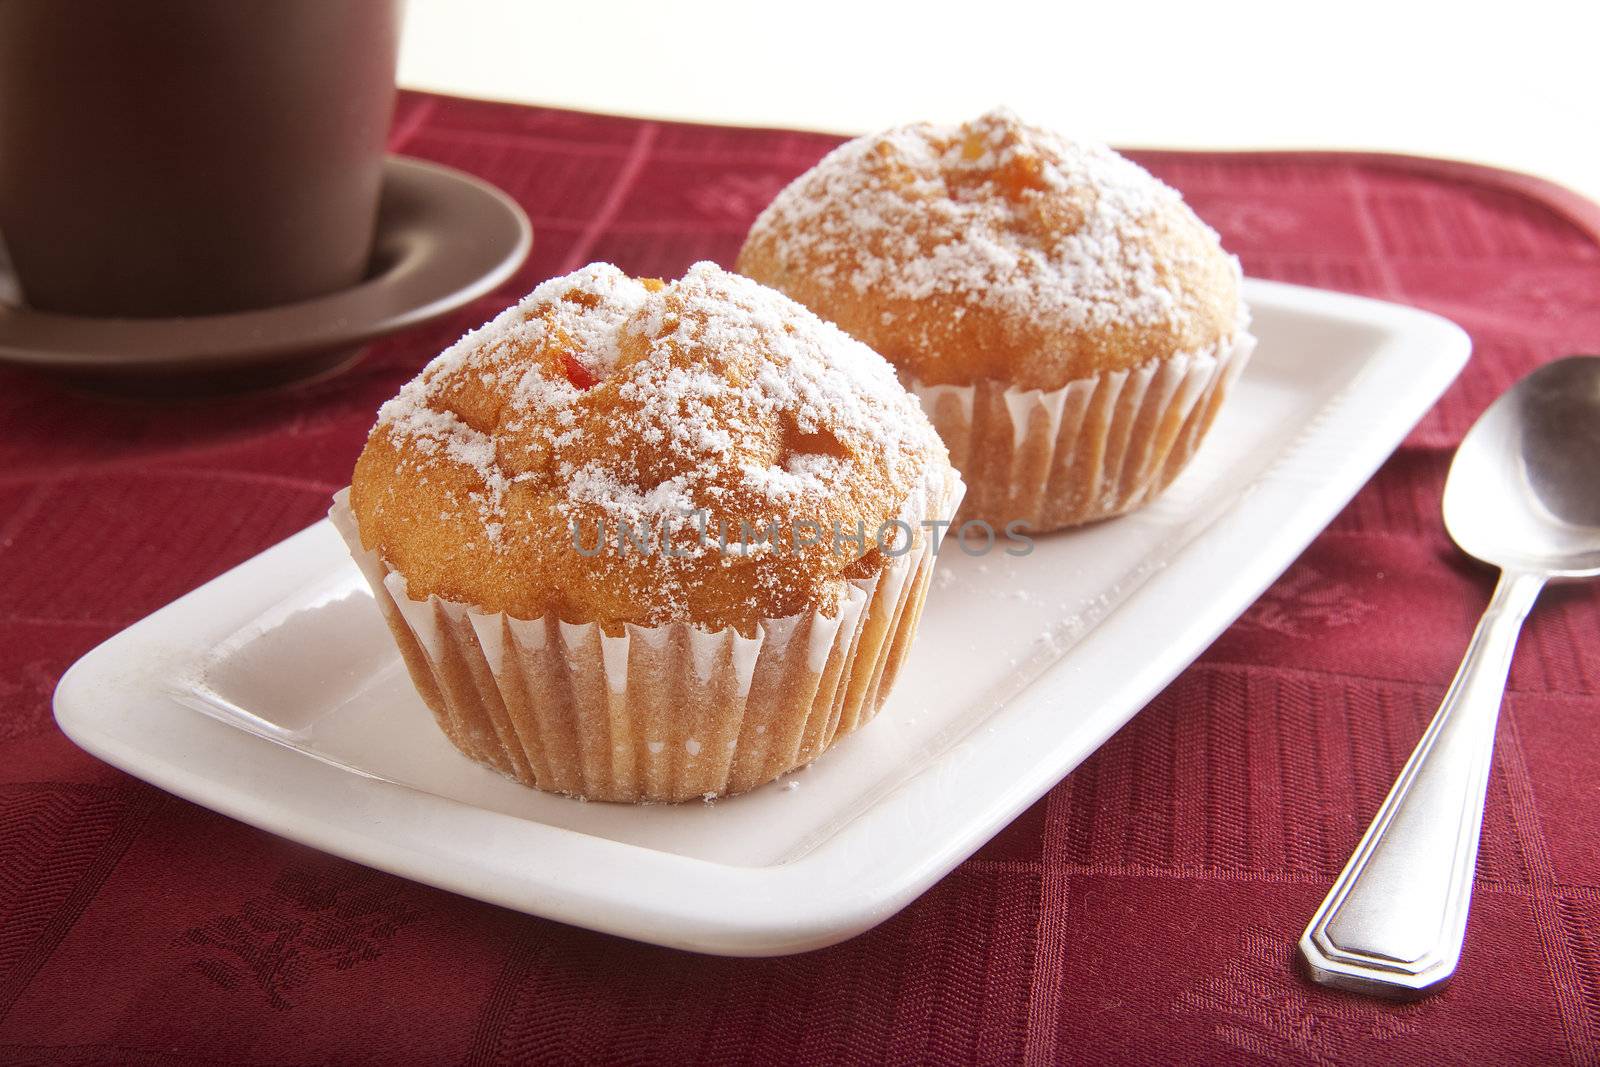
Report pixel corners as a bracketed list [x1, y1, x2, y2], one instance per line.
[1444, 355, 1600, 577]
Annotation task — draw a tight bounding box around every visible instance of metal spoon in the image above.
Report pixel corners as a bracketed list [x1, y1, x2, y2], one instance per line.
[1299, 355, 1600, 998]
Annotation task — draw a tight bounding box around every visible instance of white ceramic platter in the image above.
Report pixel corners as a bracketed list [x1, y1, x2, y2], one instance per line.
[54, 279, 1470, 956]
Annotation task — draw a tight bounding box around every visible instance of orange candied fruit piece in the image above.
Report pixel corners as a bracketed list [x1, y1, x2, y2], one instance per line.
[559, 352, 599, 390]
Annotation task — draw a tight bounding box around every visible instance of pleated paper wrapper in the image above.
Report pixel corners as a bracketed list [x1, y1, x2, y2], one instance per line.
[329, 470, 962, 803]
[909, 324, 1255, 532]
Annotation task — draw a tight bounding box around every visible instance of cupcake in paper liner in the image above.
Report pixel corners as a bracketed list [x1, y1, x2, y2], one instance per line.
[737, 108, 1255, 532]
[338, 261, 960, 803]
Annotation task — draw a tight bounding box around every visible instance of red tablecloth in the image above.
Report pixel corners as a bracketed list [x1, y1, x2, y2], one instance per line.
[3, 92, 1600, 1066]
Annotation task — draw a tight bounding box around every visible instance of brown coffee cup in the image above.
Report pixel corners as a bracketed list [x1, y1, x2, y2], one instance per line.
[0, 0, 401, 318]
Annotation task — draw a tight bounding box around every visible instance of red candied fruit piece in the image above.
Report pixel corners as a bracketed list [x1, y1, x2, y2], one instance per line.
[559, 352, 599, 390]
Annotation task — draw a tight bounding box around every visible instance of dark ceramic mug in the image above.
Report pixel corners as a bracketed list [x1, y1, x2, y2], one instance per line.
[0, 0, 401, 318]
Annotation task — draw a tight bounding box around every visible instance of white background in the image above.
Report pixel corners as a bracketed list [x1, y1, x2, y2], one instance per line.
[398, 0, 1600, 203]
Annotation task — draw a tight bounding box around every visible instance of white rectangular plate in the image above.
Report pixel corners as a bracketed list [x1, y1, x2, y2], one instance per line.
[55, 279, 1469, 956]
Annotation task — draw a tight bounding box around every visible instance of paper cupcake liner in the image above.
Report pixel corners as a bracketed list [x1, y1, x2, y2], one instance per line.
[908, 326, 1255, 532]
[329, 471, 961, 803]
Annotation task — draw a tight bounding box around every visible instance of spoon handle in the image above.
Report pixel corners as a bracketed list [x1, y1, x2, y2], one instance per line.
[1299, 568, 1545, 997]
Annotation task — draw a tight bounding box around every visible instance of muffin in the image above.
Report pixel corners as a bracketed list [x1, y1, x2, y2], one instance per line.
[332, 261, 961, 802]
[737, 108, 1254, 532]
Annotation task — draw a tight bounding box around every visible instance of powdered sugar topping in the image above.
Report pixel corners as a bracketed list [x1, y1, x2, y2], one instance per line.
[369, 262, 947, 614]
[744, 108, 1237, 335]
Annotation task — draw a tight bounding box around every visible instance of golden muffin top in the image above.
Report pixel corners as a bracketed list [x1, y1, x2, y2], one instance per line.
[350, 261, 951, 634]
[737, 109, 1244, 391]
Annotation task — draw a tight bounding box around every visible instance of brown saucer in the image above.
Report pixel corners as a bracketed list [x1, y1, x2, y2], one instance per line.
[0, 156, 532, 394]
